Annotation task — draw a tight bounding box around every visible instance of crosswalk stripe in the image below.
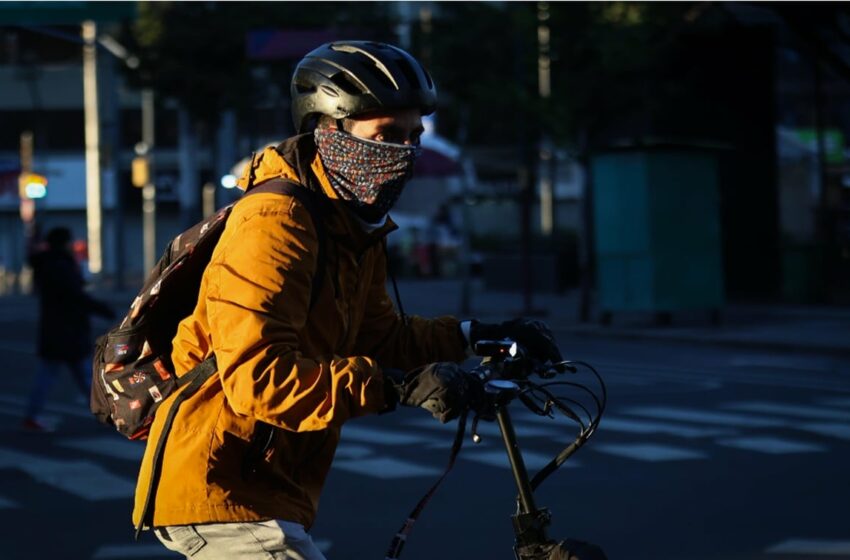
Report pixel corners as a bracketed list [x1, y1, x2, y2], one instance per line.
[0, 404, 61, 427]
[597, 361, 849, 392]
[92, 544, 179, 558]
[594, 416, 735, 438]
[819, 397, 850, 408]
[342, 425, 442, 446]
[406, 416, 563, 439]
[592, 443, 706, 462]
[622, 406, 787, 428]
[796, 422, 850, 441]
[462, 448, 577, 471]
[334, 444, 373, 460]
[0, 495, 18, 508]
[333, 456, 442, 479]
[0, 394, 91, 419]
[724, 402, 850, 422]
[58, 436, 144, 462]
[0, 446, 134, 500]
[715, 436, 826, 454]
[766, 539, 850, 554]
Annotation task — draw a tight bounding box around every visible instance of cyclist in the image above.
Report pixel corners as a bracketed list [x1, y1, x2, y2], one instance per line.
[135, 41, 561, 559]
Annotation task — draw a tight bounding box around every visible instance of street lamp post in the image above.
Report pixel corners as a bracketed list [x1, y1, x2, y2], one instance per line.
[141, 88, 157, 275]
[538, 1, 555, 237]
[82, 20, 103, 280]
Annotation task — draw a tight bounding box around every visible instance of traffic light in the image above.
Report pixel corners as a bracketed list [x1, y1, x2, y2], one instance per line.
[131, 156, 150, 188]
[18, 172, 47, 199]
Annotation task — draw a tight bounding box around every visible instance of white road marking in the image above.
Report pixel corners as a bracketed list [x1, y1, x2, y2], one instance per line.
[0, 394, 91, 419]
[595, 416, 735, 438]
[623, 406, 788, 428]
[333, 444, 373, 460]
[729, 354, 837, 373]
[0, 495, 18, 508]
[58, 436, 144, 462]
[766, 539, 850, 555]
[341, 425, 442, 446]
[0, 447, 134, 500]
[796, 422, 850, 441]
[819, 397, 850, 408]
[592, 443, 706, 462]
[597, 360, 850, 392]
[92, 544, 179, 558]
[333, 457, 442, 479]
[0, 404, 61, 428]
[462, 449, 577, 471]
[724, 402, 850, 422]
[715, 436, 826, 454]
[406, 416, 562, 439]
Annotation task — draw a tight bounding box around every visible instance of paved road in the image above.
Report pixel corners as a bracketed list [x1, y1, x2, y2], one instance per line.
[0, 295, 849, 559]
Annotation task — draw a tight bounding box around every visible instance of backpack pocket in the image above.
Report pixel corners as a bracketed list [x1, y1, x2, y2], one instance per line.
[92, 322, 179, 439]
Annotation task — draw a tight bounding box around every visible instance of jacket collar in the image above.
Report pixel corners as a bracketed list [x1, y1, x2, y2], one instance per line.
[238, 141, 398, 253]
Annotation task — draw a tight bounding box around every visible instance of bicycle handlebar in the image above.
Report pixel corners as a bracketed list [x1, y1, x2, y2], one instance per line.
[466, 338, 608, 488]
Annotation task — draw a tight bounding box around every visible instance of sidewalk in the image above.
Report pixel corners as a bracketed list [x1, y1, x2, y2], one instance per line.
[391, 279, 850, 358]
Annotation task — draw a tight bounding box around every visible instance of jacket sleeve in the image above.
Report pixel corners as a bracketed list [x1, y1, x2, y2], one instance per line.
[352, 248, 468, 371]
[205, 198, 387, 432]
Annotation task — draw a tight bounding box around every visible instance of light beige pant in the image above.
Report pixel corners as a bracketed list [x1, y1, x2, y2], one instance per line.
[154, 520, 327, 560]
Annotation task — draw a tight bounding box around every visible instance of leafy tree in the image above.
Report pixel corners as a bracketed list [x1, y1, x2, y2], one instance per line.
[119, 1, 396, 126]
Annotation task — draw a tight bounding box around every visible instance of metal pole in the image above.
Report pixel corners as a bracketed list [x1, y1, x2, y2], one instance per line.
[537, 2, 554, 237]
[18, 131, 35, 294]
[202, 182, 216, 219]
[141, 88, 157, 275]
[82, 20, 103, 278]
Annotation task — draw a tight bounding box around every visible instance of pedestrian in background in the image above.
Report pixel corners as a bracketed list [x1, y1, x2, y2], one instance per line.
[22, 225, 115, 432]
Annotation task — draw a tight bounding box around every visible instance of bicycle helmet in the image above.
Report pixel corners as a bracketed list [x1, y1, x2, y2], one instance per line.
[291, 41, 437, 133]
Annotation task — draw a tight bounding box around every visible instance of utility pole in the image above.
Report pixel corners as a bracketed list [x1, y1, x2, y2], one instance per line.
[141, 89, 157, 275]
[82, 20, 103, 279]
[537, 1, 555, 237]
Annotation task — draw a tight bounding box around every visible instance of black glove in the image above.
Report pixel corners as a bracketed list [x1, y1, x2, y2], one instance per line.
[469, 318, 562, 363]
[383, 363, 480, 423]
[549, 539, 607, 560]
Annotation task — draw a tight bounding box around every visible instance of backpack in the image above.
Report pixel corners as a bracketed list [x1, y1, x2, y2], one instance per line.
[90, 177, 327, 440]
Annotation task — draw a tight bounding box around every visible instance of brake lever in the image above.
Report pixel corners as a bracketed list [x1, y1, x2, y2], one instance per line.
[552, 361, 578, 374]
[471, 413, 483, 444]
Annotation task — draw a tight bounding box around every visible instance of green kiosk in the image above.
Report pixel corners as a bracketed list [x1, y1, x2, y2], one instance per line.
[591, 145, 725, 325]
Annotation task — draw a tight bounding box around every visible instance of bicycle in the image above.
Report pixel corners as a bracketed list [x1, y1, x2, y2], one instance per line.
[385, 338, 608, 560]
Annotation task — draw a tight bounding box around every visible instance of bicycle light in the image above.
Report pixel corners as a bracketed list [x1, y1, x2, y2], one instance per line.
[473, 339, 519, 359]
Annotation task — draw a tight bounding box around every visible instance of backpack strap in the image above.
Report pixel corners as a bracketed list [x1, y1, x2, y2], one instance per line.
[244, 178, 328, 311]
[135, 355, 218, 538]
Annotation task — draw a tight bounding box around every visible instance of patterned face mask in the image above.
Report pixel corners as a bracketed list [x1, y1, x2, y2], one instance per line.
[314, 127, 421, 222]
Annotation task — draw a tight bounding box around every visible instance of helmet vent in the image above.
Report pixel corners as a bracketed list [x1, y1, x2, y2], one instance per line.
[330, 72, 364, 96]
[395, 57, 422, 90]
[319, 84, 340, 98]
[360, 60, 398, 91]
[294, 82, 315, 94]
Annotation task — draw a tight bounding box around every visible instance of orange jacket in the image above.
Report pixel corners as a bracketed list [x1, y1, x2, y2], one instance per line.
[133, 137, 467, 529]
